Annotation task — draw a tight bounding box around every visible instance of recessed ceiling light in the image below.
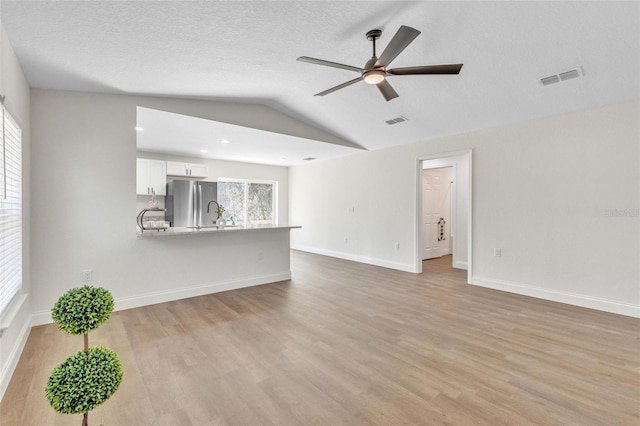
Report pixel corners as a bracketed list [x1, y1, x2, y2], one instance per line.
[200, 149, 208, 153]
[221, 140, 230, 144]
[280, 157, 286, 161]
[135, 126, 144, 131]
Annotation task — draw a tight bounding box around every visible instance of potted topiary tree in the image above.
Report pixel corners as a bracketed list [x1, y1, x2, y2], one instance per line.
[45, 285, 123, 426]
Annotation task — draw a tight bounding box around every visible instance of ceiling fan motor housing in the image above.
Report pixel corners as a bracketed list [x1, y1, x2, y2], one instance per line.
[363, 55, 385, 84]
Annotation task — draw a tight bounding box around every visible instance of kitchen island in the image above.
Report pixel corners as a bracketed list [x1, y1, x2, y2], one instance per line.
[121, 224, 301, 313]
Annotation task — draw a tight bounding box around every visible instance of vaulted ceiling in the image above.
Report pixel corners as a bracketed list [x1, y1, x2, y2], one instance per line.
[1, 1, 639, 165]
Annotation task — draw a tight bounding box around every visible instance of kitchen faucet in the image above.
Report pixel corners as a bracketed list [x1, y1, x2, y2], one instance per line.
[207, 200, 220, 216]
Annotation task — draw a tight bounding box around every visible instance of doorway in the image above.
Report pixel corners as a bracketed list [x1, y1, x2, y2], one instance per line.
[416, 150, 472, 282]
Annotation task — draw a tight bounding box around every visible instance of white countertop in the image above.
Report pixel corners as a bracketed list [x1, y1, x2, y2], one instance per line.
[138, 223, 301, 237]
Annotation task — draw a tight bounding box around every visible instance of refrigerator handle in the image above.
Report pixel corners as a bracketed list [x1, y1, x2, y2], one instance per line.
[192, 183, 197, 227]
[198, 183, 203, 228]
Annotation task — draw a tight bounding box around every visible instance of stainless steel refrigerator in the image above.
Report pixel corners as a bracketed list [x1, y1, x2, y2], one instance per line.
[166, 180, 218, 228]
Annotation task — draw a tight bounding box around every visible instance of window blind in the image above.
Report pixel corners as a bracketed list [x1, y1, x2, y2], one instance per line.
[0, 104, 22, 315]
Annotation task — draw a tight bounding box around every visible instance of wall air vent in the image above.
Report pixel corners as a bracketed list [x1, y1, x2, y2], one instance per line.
[303, 157, 316, 161]
[385, 115, 408, 125]
[539, 67, 584, 86]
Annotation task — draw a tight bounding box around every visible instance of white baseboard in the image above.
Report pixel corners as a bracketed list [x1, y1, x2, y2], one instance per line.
[292, 245, 417, 273]
[32, 271, 292, 326]
[471, 276, 640, 318]
[453, 260, 467, 270]
[0, 315, 31, 401]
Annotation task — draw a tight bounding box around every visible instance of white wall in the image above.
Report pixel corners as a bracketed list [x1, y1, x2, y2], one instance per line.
[290, 100, 640, 317]
[28, 89, 310, 322]
[0, 23, 31, 400]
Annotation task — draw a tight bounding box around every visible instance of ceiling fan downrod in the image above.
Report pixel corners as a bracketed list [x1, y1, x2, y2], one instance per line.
[366, 29, 382, 59]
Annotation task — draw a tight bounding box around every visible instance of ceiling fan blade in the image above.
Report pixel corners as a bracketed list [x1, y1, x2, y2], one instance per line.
[375, 25, 421, 68]
[315, 76, 364, 96]
[376, 79, 399, 101]
[387, 64, 463, 76]
[297, 56, 363, 73]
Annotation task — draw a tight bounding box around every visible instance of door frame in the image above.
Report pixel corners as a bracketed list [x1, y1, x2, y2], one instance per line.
[415, 149, 473, 283]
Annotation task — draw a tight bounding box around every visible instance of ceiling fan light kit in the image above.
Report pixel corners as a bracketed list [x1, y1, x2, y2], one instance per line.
[297, 25, 463, 102]
[363, 70, 385, 85]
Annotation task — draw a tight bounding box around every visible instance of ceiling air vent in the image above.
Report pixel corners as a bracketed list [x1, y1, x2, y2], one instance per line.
[540, 75, 560, 86]
[559, 69, 580, 81]
[303, 157, 316, 161]
[385, 115, 408, 125]
[539, 67, 584, 86]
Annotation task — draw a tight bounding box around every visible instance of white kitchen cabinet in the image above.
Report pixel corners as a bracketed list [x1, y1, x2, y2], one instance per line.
[166, 161, 208, 178]
[137, 158, 167, 196]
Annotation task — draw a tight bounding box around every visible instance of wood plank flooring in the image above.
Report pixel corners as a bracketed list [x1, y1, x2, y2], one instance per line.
[1, 252, 639, 425]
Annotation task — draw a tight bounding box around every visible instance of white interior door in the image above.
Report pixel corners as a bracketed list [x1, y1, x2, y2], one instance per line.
[422, 167, 453, 260]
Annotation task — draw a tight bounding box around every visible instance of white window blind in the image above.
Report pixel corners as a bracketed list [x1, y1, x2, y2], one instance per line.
[0, 104, 22, 315]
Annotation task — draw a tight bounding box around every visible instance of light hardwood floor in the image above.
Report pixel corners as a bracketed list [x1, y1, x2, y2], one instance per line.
[1, 251, 639, 425]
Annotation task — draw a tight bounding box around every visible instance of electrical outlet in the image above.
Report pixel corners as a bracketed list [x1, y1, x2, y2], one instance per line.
[344, 237, 349, 243]
[82, 270, 93, 282]
[494, 248, 502, 257]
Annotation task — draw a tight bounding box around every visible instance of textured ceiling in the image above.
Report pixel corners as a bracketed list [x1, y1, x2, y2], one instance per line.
[1, 1, 639, 164]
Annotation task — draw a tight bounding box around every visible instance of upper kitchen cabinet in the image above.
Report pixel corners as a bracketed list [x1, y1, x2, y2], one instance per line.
[166, 161, 209, 178]
[137, 158, 167, 196]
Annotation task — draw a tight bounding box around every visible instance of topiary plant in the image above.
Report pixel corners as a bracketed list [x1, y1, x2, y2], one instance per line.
[47, 285, 122, 426]
[52, 285, 114, 346]
[46, 346, 123, 414]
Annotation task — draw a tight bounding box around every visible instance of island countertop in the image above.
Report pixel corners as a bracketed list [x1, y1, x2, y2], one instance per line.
[137, 223, 301, 238]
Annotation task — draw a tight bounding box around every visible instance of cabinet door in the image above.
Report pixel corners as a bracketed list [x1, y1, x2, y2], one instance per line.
[148, 160, 167, 195]
[166, 161, 188, 176]
[137, 158, 167, 195]
[136, 159, 151, 195]
[189, 163, 209, 178]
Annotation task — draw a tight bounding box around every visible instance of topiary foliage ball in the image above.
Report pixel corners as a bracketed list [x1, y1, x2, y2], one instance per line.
[51, 285, 114, 335]
[46, 346, 123, 414]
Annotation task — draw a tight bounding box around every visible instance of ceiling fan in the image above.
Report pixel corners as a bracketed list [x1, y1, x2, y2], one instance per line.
[297, 25, 463, 102]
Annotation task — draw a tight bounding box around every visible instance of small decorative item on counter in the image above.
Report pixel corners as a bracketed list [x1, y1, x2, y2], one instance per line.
[137, 209, 167, 233]
[215, 204, 226, 229]
[144, 219, 167, 229]
[215, 204, 226, 220]
[147, 189, 160, 209]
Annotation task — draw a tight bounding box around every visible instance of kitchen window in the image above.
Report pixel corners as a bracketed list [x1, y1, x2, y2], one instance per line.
[217, 179, 277, 226]
[0, 103, 22, 315]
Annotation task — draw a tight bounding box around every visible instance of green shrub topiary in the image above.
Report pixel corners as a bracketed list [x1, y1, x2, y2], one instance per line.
[51, 285, 114, 335]
[46, 346, 123, 414]
[47, 285, 121, 425]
